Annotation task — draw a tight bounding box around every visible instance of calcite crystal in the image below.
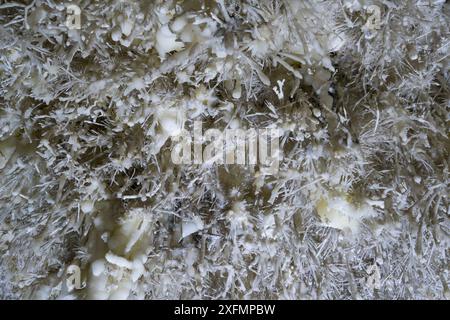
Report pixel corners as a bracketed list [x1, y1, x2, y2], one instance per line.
[0, 0, 448, 300]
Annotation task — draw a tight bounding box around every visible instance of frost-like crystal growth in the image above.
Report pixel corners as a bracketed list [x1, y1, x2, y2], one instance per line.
[0, 0, 448, 300]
